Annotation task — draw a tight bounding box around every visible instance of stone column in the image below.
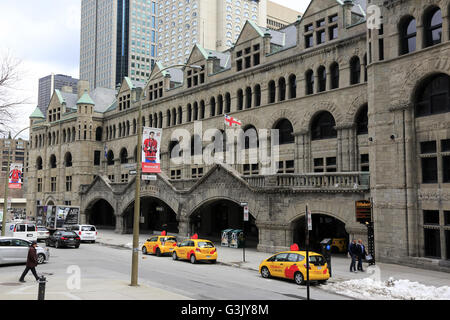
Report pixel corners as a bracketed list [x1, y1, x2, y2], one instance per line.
[336, 123, 355, 172]
[294, 130, 308, 173]
[115, 215, 124, 234]
[177, 215, 190, 237]
[416, 23, 424, 50]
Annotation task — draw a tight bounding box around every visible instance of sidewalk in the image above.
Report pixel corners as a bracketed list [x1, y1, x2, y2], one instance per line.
[96, 230, 450, 288]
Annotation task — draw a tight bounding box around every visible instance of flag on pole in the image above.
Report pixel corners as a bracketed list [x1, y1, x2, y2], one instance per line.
[224, 114, 242, 127]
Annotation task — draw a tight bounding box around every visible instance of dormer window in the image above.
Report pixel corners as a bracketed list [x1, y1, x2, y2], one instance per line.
[236, 44, 260, 72]
[186, 65, 205, 88]
[149, 81, 164, 101]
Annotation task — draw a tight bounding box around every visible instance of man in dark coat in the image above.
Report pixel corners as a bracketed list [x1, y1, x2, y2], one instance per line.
[348, 239, 358, 273]
[19, 241, 40, 282]
[357, 239, 368, 272]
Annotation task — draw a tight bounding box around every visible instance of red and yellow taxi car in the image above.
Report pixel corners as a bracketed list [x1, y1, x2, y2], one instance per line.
[142, 234, 177, 257]
[172, 236, 217, 264]
[259, 250, 330, 285]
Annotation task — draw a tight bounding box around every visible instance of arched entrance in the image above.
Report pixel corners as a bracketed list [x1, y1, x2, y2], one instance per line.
[86, 199, 116, 229]
[293, 214, 349, 254]
[189, 199, 259, 248]
[123, 197, 178, 234]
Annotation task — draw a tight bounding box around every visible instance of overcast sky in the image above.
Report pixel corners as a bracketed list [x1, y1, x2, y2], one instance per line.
[0, 0, 311, 139]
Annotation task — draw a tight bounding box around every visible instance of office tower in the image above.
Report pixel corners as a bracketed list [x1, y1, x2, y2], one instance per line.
[37, 74, 79, 116]
[156, 0, 268, 66]
[266, 1, 302, 30]
[80, 0, 158, 90]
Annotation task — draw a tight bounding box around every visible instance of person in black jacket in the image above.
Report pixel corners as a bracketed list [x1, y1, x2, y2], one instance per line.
[348, 239, 358, 273]
[357, 239, 368, 272]
[19, 241, 40, 283]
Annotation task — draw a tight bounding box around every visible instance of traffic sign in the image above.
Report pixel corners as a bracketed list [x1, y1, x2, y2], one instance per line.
[142, 174, 157, 181]
[243, 205, 249, 221]
[129, 170, 137, 175]
[307, 207, 312, 231]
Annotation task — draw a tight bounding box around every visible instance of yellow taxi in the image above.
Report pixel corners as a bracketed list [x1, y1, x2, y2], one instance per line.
[259, 251, 330, 285]
[172, 237, 217, 264]
[142, 235, 177, 256]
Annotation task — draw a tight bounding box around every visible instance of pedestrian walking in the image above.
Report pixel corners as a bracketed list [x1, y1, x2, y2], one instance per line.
[348, 239, 358, 273]
[19, 241, 40, 283]
[357, 239, 367, 272]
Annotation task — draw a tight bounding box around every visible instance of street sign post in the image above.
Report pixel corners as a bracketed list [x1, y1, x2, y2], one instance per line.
[241, 202, 248, 262]
[142, 174, 157, 181]
[305, 204, 311, 300]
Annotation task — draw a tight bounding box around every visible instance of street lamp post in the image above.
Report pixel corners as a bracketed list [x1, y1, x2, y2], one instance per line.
[130, 63, 203, 287]
[2, 126, 30, 236]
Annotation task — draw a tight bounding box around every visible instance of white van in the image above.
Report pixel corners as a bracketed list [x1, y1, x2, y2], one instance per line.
[69, 225, 97, 243]
[4, 221, 38, 242]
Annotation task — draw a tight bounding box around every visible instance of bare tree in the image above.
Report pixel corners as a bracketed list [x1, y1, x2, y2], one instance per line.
[0, 52, 29, 135]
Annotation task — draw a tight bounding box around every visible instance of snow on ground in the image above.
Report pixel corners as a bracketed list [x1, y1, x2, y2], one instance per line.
[322, 277, 450, 300]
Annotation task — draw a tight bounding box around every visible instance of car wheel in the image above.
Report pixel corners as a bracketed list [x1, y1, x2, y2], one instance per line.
[261, 267, 271, 279]
[190, 254, 196, 264]
[142, 246, 147, 255]
[294, 272, 305, 285]
[319, 280, 328, 285]
[45, 240, 50, 247]
[91, 240, 96, 244]
[156, 248, 161, 257]
[37, 253, 45, 264]
[172, 252, 178, 260]
[210, 259, 216, 264]
[75, 245, 80, 249]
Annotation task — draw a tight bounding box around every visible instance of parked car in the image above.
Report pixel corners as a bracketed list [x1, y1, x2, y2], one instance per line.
[0, 237, 50, 265]
[68, 225, 97, 243]
[142, 235, 177, 256]
[259, 251, 330, 285]
[172, 238, 217, 264]
[37, 226, 50, 242]
[331, 238, 347, 253]
[4, 221, 38, 242]
[45, 231, 80, 248]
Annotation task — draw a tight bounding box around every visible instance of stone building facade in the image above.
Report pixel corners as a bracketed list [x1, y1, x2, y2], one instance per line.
[26, 0, 450, 271]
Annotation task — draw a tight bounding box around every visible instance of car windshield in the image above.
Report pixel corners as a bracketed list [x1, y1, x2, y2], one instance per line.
[61, 231, 76, 236]
[161, 237, 176, 243]
[197, 241, 214, 248]
[27, 225, 36, 231]
[81, 226, 96, 231]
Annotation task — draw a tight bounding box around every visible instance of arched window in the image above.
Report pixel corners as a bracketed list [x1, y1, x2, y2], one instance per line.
[225, 93, 231, 113]
[305, 70, 314, 95]
[243, 125, 258, 149]
[268, 80, 276, 103]
[107, 150, 115, 166]
[118, 123, 122, 138]
[154, 113, 158, 127]
[193, 102, 198, 121]
[245, 87, 252, 109]
[158, 111, 163, 128]
[278, 77, 286, 101]
[237, 89, 244, 110]
[178, 106, 183, 124]
[288, 74, 297, 99]
[187, 104, 192, 122]
[210, 97, 216, 117]
[400, 16, 416, 55]
[199, 100, 205, 119]
[356, 104, 369, 135]
[254, 85, 261, 106]
[217, 95, 223, 115]
[415, 74, 450, 117]
[120, 148, 128, 164]
[318, 66, 326, 92]
[49, 154, 57, 168]
[330, 62, 340, 89]
[172, 108, 177, 126]
[311, 112, 337, 140]
[167, 109, 171, 127]
[72, 127, 76, 142]
[36, 157, 43, 170]
[95, 127, 103, 141]
[350, 56, 361, 85]
[191, 134, 202, 156]
[169, 140, 179, 158]
[133, 119, 137, 134]
[126, 121, 130, 136]
[424, 7, 442, 48]
[62, 130, 67, 143]
[64, 152, 73, 167]
[274, 119, 294, 145]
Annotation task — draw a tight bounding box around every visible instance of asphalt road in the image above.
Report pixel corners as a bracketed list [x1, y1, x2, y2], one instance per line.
[1, 242, 351, 300]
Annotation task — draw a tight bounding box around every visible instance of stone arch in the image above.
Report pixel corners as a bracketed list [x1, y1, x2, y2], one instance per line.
[345, 93, 368, 124]
[265, 108, 300, 131]
[300, 101, 344, 130]
[45, 196, 56, 206]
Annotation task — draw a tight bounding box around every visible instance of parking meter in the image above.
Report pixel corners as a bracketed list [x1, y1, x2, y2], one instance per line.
[320, 238, 333, 277]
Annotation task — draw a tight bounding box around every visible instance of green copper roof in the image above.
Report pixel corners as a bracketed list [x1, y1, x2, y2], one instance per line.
[124, 77, 135, 89]
[76, 92, 95, 105]
[54, 89, 65, 104]
[29, 106, 45, 119]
